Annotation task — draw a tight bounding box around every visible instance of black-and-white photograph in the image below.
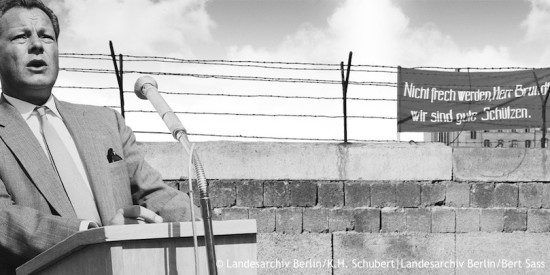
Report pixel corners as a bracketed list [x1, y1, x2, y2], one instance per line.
[0, 0, 549, 274]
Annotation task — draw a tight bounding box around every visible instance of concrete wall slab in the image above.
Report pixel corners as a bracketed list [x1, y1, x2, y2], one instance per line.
[456, 233, 550, 275]
[256, 233, 332, 275]
[139, 142, 452, 181]
[453, 148, 550, 181]
[332, 233, 455, 274]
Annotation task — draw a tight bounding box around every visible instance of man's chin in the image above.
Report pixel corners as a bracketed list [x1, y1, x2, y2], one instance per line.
[21, 77, 57, 90]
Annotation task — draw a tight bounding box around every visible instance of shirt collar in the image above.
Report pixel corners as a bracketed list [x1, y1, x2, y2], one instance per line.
[3, 93, 61, 120]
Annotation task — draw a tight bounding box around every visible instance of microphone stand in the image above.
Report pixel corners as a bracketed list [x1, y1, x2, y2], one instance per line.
[174, 130, 217, 275]
[134, 76, 217, 274]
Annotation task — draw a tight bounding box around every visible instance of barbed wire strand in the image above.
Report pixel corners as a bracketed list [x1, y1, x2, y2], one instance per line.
[125, 110, 395, 119]
[59, 53, 549, 71]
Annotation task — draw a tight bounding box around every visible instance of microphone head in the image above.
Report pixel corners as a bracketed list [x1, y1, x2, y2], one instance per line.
[134, 76, 158, 100]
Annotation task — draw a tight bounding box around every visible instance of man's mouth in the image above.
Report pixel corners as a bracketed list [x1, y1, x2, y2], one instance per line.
[26, 60, 48, 71]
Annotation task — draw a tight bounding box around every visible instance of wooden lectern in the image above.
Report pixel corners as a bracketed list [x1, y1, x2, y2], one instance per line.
[16, 220, 257, 275]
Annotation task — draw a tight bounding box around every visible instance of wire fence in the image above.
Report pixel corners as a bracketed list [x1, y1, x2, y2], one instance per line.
[38, 52, 550, 146]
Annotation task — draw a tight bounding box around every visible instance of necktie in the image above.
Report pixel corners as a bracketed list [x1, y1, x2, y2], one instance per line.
[36, 106, 102, 225]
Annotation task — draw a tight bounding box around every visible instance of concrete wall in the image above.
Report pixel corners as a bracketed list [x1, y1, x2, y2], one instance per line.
[140, 142, 550, 274]
[140, 142, 452, 180]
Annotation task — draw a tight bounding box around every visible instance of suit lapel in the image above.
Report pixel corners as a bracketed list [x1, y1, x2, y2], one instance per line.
[56, 100, 116, 224]
[0, 97, 75, 218]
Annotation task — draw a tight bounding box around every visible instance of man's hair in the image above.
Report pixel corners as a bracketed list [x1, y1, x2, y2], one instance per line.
[0, 0, 59, 39]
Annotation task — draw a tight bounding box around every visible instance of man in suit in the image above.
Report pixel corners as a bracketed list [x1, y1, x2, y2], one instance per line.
[0, 0, 197, 272]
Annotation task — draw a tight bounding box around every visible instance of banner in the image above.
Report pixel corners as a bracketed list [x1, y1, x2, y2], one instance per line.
[397, 67, 550, 132]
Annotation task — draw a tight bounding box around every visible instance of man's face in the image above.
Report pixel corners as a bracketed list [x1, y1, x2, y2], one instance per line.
[0, 7, 59, 104]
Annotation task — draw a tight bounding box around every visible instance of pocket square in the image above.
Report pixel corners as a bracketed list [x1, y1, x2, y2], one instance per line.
[107, 148, 123, 163]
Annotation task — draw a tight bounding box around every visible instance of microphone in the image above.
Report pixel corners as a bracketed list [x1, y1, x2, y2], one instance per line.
[134, 76, 218, 275]
[134, 76, 192, 152]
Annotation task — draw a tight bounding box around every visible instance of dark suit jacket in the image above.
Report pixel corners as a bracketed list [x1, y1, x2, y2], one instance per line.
[0, 96, 194, 273]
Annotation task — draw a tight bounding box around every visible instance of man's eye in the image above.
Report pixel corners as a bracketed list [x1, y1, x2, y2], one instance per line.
[41, 35, 55, 43]
[11, 34, 27, 42]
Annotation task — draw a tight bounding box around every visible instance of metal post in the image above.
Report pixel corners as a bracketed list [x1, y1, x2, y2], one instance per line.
[397, 66, 401, 142]
[109, 41, 125, 117]
[340, 51, 352, 143]
[119, 54, 125, 118]
[532, 70, 550, 148]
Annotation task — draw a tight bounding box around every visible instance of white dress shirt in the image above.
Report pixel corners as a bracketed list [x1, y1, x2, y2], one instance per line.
[4, 93, 98, 230]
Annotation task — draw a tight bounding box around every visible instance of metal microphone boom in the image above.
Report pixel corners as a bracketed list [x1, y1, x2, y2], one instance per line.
[134, 76, 217, 275]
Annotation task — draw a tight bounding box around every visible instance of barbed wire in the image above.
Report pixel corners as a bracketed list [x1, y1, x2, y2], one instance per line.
[52, 85, 400, 102]
[151, 90, 396, 101]
[50, 53, 550, 143]
[58, 68, 550, 90]
[60, 67, 397, 86]
[125, 110, 395, 119]
[59, 53, 550, 71]
[52, 85, 549, 108]
[133, 130, 401, 143]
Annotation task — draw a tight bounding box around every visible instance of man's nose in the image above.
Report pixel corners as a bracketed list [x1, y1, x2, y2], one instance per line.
[28, 34, 44, 54]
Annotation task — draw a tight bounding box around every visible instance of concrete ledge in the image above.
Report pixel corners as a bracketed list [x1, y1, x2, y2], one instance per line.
[453, 148, 550, 181]
[139, 142, 452, 180]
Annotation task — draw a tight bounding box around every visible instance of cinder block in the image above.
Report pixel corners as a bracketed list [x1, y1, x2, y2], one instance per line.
[527, 209, 550, 233]
[249, 208, 276, 233]
[456, 208, 480, 232]
[353, 208, 380, 233]
[318, 181, 344, 208]
[396, 182, 421, 207]
[289, 181, 317, 207]
[276, 207, 303, 234]
[446, 182, 469, 207]
[180, 179, 201, 206]
[432, 207, 455, 233]
[471, 182, 494, 208]
[220, 207, 249, 220]
[504, 209, 527, 232]
[328, 209, 354, 232]
[344, 181, 370, 208]
[480, 208, 504, 232]
[171, 180, 203, 207]
[543, 184, 550, 209]
[264, 181, 289, 207]
[406, 208, 431, 232]
[209, 180, 236, 208]
[303, 208, 329, 233]
[381, 208, 406, 233]
[519, 182, 543, 209]
[236, 180, 263, 207]
[421, 183, 446, 206]
[371, 182, 395, 207]
[493, 183, 518, 207]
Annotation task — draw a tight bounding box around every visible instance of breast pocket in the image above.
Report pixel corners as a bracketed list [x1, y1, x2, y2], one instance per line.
[107, 160, 132, 206]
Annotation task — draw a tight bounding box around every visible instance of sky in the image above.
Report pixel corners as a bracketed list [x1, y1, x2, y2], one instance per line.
[29, 0, 550, 142]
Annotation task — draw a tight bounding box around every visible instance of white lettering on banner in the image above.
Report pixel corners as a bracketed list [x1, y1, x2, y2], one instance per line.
[430, 88, 456, 103]
[514, 82, 550, 97]
[457, 90, 492, 101]
[398, 68, 550, 132]
[430, 110, 453, 123]
[492, 86, 513, 101]
[455, 110, 478, 125]
[481, 106, 530, 121]
[410, 110, 428, 122]
[403, 82, 430, 100]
